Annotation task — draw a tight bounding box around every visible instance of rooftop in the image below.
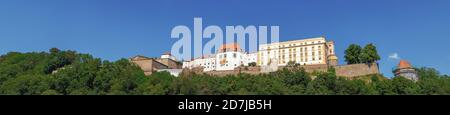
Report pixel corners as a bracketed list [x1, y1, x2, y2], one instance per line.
[398, 60, 413, 69]
[218, 43, 242, 53]
[162, 52, 171, 55]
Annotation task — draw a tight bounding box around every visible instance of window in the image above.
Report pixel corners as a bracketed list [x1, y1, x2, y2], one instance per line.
[300, 53, 303, 61]
[233, 53, 236, 58]
[312, 52, 316, 61]
[305, 52, 308, 61]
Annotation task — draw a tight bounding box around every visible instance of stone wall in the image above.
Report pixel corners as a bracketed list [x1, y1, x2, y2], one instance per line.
[204, 66, 261, 77]
[297, 64, 328, 73]
[131, 59, 152, 75]
[279, 63, 380, 78]
[131, 58, 168, 76]
[335, 63, 380, 77]
[181, 63, 380, 78]
[156, 58, 182, 69]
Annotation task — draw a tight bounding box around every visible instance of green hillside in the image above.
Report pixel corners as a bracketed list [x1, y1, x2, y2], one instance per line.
[0, 48, 449, 95]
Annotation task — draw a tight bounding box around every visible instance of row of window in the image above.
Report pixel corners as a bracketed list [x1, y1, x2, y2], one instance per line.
[278, 54, 323, 64]
[264, 40, 324, 50]
[201, 63, 241, 69]
[266, 46, 323, 54]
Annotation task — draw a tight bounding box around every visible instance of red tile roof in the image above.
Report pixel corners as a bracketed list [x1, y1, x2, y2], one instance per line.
[398, 60, 412, 69]
[218, 43, 241, 52]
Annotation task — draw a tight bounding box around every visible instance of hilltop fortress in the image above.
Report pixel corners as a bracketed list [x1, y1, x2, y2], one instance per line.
[183, 36, 337, 71]
[131, 36, 380, 78]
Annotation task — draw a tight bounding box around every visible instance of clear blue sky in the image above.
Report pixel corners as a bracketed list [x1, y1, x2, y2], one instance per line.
[0, 0, 449, 77]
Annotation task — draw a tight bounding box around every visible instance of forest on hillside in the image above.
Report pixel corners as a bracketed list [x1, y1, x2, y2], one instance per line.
[0, 48, 449, 95]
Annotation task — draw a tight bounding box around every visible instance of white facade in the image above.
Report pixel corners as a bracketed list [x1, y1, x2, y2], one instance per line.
[161, 53, 177, 61]
[182, 56, 217, 71]
[245, 52, 258, 65]
[182, 43, 257, 72]
[258, 37, 336, 66]
[215, 51, 246, 71]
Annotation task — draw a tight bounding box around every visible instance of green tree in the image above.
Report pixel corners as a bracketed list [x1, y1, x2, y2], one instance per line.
[49, 48, 61, 54]
[360, 43, 380, 63]
[344, 44, 362, 64]
[0, 75, 50, 95]
[374, 80, 396, 95]
[392, 77, 419, 95]
[416, 67, 447, 94]
[282, 68, 310, 87]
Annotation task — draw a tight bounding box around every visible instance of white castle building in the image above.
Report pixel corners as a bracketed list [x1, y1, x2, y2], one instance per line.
[182, 36, 337, 71]
[258, 36, 337, 66]
[182, 43, 258, 71]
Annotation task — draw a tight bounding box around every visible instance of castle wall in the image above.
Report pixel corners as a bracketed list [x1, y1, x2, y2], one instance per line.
[156, 58, 182, 69]
[335, 63, 380, 77]
[201, 63, 380, 78]
[131, 58, 168, 76]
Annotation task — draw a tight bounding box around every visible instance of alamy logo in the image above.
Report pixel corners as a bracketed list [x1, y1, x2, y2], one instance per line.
[171, 18, 280, 61]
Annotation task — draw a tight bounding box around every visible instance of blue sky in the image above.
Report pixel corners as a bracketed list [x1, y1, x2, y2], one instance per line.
[0, 0, 449, 77]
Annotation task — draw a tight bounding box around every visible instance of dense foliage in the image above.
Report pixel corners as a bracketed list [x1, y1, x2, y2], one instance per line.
[0, 48, 449, 95]
[345, 43, 380, 64]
